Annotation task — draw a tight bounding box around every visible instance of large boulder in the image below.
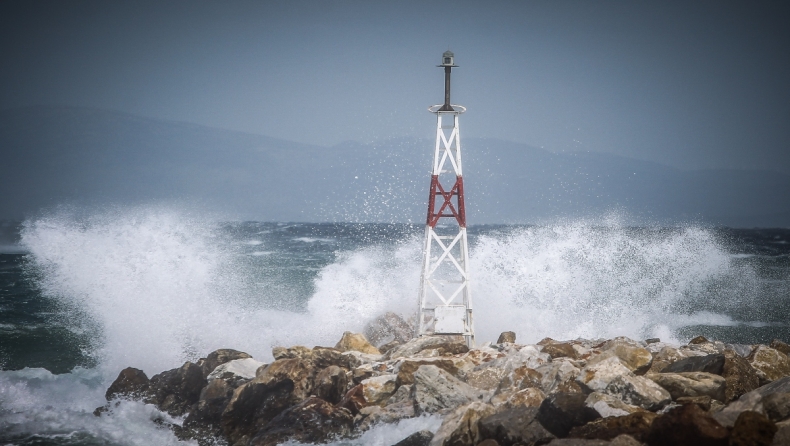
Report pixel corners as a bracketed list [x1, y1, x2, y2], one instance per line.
[478, 406, 556, 446]
[763, 392, 790, 422]
[645, 403, 729, 446]
[394, 430, 434, 446]
[543, 343, 578, 360]
[198, 349, 252, 379]
[364, 312, 414, 347]
[490, 387, 546, 409]
[647, 371, 726, 401]
[568, 411, 656, 442]
[105, 367, 150, 401]
[584, 392, 643, 418]
[593, 343, 653, 375]
[395, 358, 460, 386]
[662, 353, 725, 375]
[248, 397, 353, 446]
[749, 346, 790, 383]
[536, 392, 601, 438]
[729, 410, 777, 446]
[577, 356, 633, 393]
[148, 361, 206, 416]
[313, 365, 350, 404]
[336, 383, 366, 415]
[497, 331, 516, 344]
[207, 357, 265, 387]
[537, 360, 582, 395]
[603, 375, 671, 411]
[713, 377, 790, 427]
[429, 401, 496, 446]
[411, 365, 486, 414]
[361, 374, 399, 406]
[388, 335, 469, 359]
[184, 377, 234, 427]
[220, 358, 314, 443]
[723, 348, 761, 402]
[335, 332, 381, 355]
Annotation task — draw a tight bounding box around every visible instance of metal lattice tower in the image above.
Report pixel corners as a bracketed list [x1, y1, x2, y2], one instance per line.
[417, 51, 474, 347]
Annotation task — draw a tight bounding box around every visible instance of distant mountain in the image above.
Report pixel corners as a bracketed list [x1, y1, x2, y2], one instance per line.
[1, 106, 788, 226]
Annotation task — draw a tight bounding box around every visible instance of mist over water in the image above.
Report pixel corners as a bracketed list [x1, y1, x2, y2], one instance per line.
[2, 204, 787, 444]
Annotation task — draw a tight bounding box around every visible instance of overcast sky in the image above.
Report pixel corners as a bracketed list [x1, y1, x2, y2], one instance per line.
[2, 0, 789, 173]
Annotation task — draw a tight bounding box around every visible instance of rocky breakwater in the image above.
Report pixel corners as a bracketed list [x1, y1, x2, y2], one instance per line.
[97, 315, 790, 446]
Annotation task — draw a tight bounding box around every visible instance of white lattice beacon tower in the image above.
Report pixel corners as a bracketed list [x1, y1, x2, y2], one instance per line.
[417, 50, 475, 347]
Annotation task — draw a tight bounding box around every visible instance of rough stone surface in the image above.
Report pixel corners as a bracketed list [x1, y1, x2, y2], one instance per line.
[544, 438, 609, 445]
[478, 406, 556, 446]
[393, 430, 434, 446]
[363, 312, 414, 348]
[646, 403, 729, 446]
[647, 371, 726, 401]
[497, 331, 516, 344]
[662, 353, 725, 375]
[198, 349, 252, 379]
[311, 346, 351, 369]
[597, 344, 653, 375]
[105, 367, 150, 401]
[764, 392, 790, 422]
[207, 358, 265, 384]
[335, 331, 381, 355]
[255, 357, 313, 400]
[148, 361, 206, 416]
[604, 374, 671, 411]
[568, 411, 657, 442]
[429, 401, 495, 446]
[723, 348, 761, 402]
[543, 343, 578, 360]
[750, 346, 790, 383]
[490, 387, 546, 409]
[220, 378, 296, 444]
[538, 360, 583, 394]
[536, 392, 602, 438]
[577, 356, 634, 392]
[184, 378, 233, 427]
[730, 410, 777, 446]
[772, 422, 790, 446]
[585, 392, 643, 418]
[337, 383, 366, 415]
[396, 358, 459, 386]
[361, 374, 398, 406]
[313, 365, 350, 405]
[248, 397, 353, 446]
[271, 345, 312, 361]
[388, 335, 469, 360]
[412, 365, 486, 414]
[771, 339, 790, 357]
[676, 395, 714, 411]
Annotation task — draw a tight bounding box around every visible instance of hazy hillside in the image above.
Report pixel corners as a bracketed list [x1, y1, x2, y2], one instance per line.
[1, 106, 788, 226]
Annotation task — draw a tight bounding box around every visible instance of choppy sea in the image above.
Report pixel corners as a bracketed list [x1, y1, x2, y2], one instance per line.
[0, 206, 789, 445]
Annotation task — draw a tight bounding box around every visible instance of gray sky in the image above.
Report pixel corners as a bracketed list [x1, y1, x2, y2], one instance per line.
[2, 0, 789, 173]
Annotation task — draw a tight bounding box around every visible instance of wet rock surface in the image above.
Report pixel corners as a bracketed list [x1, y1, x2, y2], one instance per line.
[98, 332, 790, 446]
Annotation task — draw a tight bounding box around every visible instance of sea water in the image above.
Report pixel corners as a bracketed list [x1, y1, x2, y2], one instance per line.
[1, 205, 789, 445]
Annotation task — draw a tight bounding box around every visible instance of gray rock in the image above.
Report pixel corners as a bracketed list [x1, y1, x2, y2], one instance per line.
[648, 371, 726, 401]
[148, 361, 206, 416]
[198, 349, 252, 379]
[497, 331, 516, 344]
[364, 312, 414, 348]
[105, 367, 150, 401]
[313, 365, 350, 404]
[536, 392, 601, 438]
[248, 397, 353, 446]
[764, 392, 790, 422]
[604, 375, 671, 411]
[662, 353, 725, 375]
[412, 365, 486, 414]
[478, 406, 556, 446]
[388, 335, 469, 359]
[429, 401, 495, 446]
[392, 430, 434, 446]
